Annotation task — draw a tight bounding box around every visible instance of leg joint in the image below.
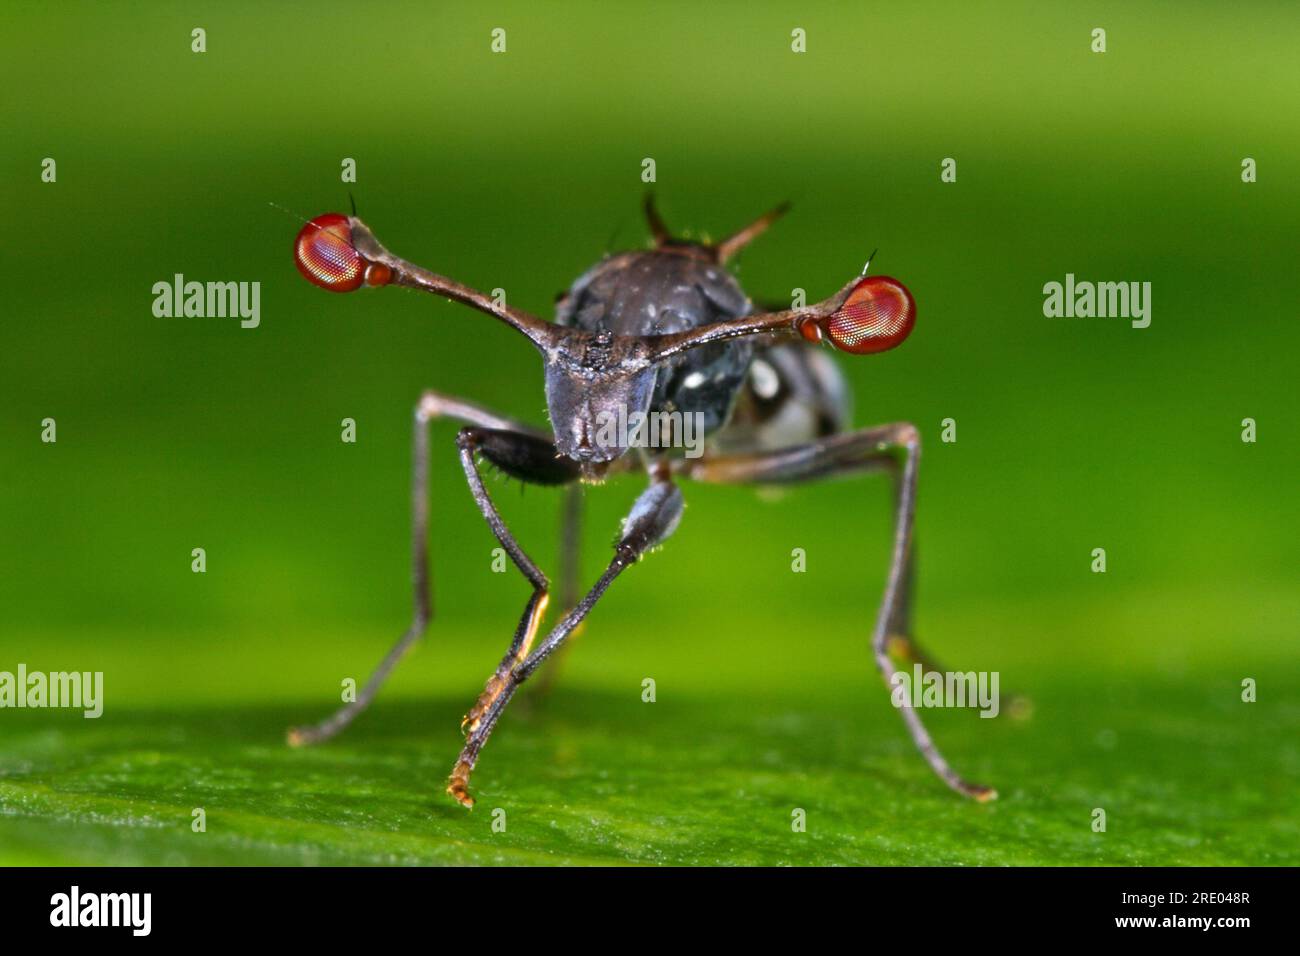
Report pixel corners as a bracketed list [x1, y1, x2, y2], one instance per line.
[893, 421, 920, 451]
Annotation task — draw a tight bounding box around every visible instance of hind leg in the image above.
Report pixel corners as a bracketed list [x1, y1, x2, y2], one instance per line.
[679, 424, 996, 801]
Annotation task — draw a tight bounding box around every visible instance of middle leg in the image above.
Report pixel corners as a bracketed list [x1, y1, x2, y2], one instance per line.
[287, 392, 550, 747]
[529, 482, 585, 701]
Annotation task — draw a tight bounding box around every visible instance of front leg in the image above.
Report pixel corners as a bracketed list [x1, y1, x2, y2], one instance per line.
[451, 426, 586, 743]
[448, 475, 684, 808]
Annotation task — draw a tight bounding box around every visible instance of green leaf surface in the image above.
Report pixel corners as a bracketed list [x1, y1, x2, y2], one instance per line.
[2, 603, 1296, 866]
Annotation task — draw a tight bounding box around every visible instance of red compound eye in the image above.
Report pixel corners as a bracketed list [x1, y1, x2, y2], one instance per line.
[294, 213, 366, 292]
[801, 275, 916, 355]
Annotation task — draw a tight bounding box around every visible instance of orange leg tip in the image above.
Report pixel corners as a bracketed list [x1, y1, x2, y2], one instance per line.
[286, 728, 306, 747]
[447, 767, 476, 809]
[461, 677, 506, 736]
[971, 786, 998, 803]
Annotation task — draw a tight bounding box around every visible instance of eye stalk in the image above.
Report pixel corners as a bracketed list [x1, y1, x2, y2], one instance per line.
[642, 272, 916, 363]
[798, 275, 915, 355]
[289, 211, 560, 349]
[294, 213, 392, 292]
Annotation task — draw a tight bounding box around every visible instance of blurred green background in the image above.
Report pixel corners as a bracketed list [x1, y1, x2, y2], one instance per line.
[1, 1, 1296, 865]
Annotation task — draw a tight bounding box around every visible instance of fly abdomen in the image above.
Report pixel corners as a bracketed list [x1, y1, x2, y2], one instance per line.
[713, 342, 852, 452]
